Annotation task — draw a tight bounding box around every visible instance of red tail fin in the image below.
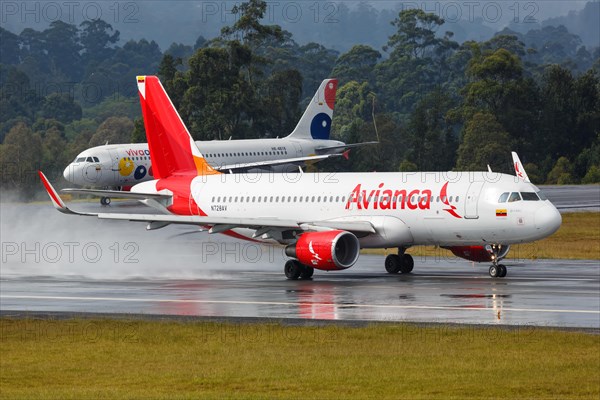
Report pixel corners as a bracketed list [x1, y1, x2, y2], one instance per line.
[137, 76, 218, 178]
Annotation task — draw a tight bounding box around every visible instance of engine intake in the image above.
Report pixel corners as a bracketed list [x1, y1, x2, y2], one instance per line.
[285, 230, 360, 271]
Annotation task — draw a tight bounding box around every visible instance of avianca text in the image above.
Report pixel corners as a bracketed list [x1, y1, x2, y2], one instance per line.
[345, 183, 431, 210]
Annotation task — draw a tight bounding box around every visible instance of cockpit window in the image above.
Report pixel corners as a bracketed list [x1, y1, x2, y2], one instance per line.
[93, 157, 99, 162]
[86, 157, 94, 162]
[521, 192, 539, 201]
[498, 192, 509, 203]
[76, 157, 85, 162]
[508, 192, 522, 202]
[536, 190, 548, 201]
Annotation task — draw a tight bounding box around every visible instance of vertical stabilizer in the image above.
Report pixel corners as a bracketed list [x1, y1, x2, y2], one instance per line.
[288, 78, 338, 140]
[137, 76, 219, 178]
[511, 151, 530, 182]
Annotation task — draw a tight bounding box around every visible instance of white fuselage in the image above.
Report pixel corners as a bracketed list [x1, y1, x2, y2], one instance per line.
[64, 138, 344, 187]
[134, 171, 562, 249]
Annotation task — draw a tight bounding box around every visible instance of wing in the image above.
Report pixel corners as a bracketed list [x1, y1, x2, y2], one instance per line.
[40, 171, 375, 236]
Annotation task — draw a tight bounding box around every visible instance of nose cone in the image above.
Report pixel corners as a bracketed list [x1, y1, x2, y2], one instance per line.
[63, 165, 74, 183]
[535, 204, 562, 236]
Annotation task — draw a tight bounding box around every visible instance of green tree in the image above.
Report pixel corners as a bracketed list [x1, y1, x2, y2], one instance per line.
[546, 156, 576, 184]
[0, 122, 43, 197]
[405, 90, 457, 171]
[332, 45, 381, 85]
[456, 113, 512, 171]
[88, 117, 134, 146]
[41, 93, 82, 124]
[79, 19, 120, 65]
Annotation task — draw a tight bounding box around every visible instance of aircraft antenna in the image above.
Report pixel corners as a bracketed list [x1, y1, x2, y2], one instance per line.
[370, 93, 380, 143]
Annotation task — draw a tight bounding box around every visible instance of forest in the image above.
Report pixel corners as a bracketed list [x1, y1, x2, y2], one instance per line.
[0, 0, 599, 198]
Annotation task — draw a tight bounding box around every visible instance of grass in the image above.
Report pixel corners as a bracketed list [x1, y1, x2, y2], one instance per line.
[362, 212, 600, 260]
[1, 318, 599, 399]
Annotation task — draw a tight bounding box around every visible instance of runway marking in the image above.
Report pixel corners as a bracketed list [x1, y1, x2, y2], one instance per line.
[2, 295, 599, 315]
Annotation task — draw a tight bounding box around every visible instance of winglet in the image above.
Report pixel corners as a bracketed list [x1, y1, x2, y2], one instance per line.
[39, 171, 91, 215]
[511, 152, 530, 182]
[38, 171, 68, 211]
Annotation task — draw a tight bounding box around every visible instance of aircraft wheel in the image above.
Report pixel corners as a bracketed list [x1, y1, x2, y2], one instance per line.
[100, 197, 111, 206]
[400, 254, 414, 274]
[285, 260, 302, 280]
[489, 265, 500, 278]
[300, 266, 314, 280]
[385, 254, 401, 274]
[498, 264, 507, 278]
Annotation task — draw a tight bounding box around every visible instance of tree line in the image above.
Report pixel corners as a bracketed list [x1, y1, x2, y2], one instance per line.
[1, 0, 599, 198]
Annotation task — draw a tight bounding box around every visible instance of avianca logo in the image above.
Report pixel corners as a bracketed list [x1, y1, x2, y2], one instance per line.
[515, 162, 524, 179]
[440, 182, 461, 219]
[308, 241, 322, 265]
[345, 182, 463, 219]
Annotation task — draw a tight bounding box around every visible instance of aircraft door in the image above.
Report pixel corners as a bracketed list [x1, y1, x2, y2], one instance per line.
[463, 181, 485, 219]
[108, 148, 122, 185]
[292, 142, 303, 157]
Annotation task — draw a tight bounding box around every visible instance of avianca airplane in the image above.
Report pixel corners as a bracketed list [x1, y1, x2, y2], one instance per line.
[40, 76, 562, 280]
[63, 78, 375, 205]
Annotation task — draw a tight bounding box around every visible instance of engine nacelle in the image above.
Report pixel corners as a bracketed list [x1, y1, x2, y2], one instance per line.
[285, 230, 360, 271]
[444, 245, 510, 262]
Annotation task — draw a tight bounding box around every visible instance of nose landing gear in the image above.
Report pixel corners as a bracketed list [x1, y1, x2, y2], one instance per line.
[100, 197, 111, 206]
[487, 244, 507, 278]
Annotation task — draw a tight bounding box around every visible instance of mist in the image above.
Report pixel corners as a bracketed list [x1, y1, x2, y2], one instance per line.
[0, 200, 286, 280]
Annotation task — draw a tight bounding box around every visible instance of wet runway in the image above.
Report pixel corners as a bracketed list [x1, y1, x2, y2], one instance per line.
[2, 258, 599, 328]
[1, 187, 599, 329]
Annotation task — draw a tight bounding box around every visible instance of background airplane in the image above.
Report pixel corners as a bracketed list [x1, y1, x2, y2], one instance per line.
[41, 76, 562, 280]
[63, 78, 376, 205]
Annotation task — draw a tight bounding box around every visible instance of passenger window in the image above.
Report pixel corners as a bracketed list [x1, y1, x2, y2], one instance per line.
[508, 192, 522, 202]
[455, 196, 459, 202]
[498, 192, 509, 203]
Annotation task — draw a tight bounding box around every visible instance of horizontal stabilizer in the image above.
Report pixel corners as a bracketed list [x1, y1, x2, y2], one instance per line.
[315, 141, 379, 154]
[61, 188, 171, 201]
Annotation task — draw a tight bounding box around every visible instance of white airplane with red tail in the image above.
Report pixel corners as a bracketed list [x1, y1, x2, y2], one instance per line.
[39, 76, 562, 279]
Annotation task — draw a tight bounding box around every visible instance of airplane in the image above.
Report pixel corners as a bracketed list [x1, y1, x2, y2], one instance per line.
[39, 75, 562, 280]
[63, 78, 376, 205]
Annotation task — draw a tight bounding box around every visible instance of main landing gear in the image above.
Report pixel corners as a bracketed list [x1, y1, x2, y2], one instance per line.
[385, 248, 414, 274]
[487, 244, 507, 278]
[100, 197, 111, 206]
[284, 260, 314, 280]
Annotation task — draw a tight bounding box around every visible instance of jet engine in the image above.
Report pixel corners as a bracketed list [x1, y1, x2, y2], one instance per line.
[285, 230, 360, 271]
[444, 245, 510, 262]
